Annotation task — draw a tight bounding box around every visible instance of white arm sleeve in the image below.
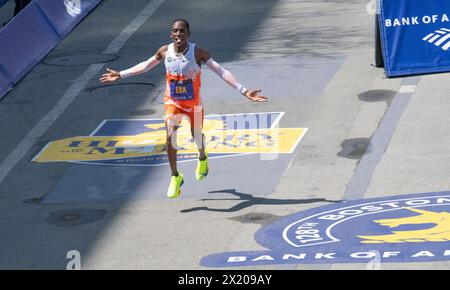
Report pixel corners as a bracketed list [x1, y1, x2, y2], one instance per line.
[119, 55, 160, 78]
[205, 58, 248, 95]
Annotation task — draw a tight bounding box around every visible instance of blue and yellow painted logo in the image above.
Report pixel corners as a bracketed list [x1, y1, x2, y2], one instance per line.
[201, 192, 450, 267]
[32, 112, 307, 166]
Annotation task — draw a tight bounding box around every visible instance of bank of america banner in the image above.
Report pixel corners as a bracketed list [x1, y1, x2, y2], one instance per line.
[379, 0, 450, 77]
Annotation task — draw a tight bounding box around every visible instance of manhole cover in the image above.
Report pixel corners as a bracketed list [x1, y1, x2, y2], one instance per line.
[46, 209, 106, 227]
[358, 89, 396, 103]
[86, 82, 155, 96]
[44, 53, 118, 66]
[337, 138, 370, 159]
[230, 212, 281, 226]
[23, 197, 44, 204]
[59, 213, 81, 222]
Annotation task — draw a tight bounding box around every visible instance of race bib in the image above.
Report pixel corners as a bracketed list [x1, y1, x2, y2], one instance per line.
[170, 80, 194, 100]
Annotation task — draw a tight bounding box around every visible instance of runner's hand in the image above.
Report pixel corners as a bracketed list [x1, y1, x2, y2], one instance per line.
[100, 68, 121, 83]
[245, 89, 268, 102]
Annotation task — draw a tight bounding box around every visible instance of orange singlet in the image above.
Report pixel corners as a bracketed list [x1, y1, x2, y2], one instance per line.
[164, 42, 203, 130]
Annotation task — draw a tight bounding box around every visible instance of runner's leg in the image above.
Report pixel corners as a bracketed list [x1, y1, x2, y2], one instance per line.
[192, 128, 206, 160]
[165, 117, 180, 176]
[190, 106, 205, 159]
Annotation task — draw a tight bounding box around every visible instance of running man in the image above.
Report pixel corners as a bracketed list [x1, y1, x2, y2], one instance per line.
[100, 19, 267, 198]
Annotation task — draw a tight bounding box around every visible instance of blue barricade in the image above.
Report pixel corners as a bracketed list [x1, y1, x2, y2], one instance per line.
[35, 0, 102, 38]
[0, 68, 12, 97]
[0, 0, 102, 99]
[379, 0, 450, 77]
[0, 1, 60, 84]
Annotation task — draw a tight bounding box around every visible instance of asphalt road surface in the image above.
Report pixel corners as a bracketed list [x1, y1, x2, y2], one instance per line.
[1, 0, 449, 270]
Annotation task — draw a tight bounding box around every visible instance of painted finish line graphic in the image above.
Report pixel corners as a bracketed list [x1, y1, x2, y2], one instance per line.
[201, 192, 450, 267]
[33, 112, 308, 166]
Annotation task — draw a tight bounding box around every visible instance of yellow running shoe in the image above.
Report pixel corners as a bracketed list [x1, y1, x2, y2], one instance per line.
[196, 151, 209, 181]
[167, 172, 184, 198]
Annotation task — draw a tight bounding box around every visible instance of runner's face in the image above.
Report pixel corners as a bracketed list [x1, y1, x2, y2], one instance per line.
[170, 21, 190, 48]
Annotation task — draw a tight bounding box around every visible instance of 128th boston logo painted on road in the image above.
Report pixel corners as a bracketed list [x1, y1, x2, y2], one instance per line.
[201, 192, 450, 267]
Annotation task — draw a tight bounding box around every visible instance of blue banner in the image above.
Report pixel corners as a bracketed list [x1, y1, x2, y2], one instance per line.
[35, 0, 103, 38]
[0, 0, 102, 99]
[379, 0, 450, 77]
[0, 1, 60, 84]
[0, 69, 12, 98]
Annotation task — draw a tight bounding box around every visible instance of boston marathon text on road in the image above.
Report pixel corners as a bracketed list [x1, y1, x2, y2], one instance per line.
[385, 14, 450, 27]
[226, 249, 450, 264]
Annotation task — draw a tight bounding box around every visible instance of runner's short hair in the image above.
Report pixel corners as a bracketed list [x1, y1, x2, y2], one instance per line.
[171, 18, 190, 31]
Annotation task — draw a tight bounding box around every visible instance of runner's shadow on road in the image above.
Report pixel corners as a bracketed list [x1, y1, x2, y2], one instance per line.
[181, 189, 342, 213]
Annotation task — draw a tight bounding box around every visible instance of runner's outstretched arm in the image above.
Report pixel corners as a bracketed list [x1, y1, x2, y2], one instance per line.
[100, 46, 167, 83]
[198, 47, 268, 102]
